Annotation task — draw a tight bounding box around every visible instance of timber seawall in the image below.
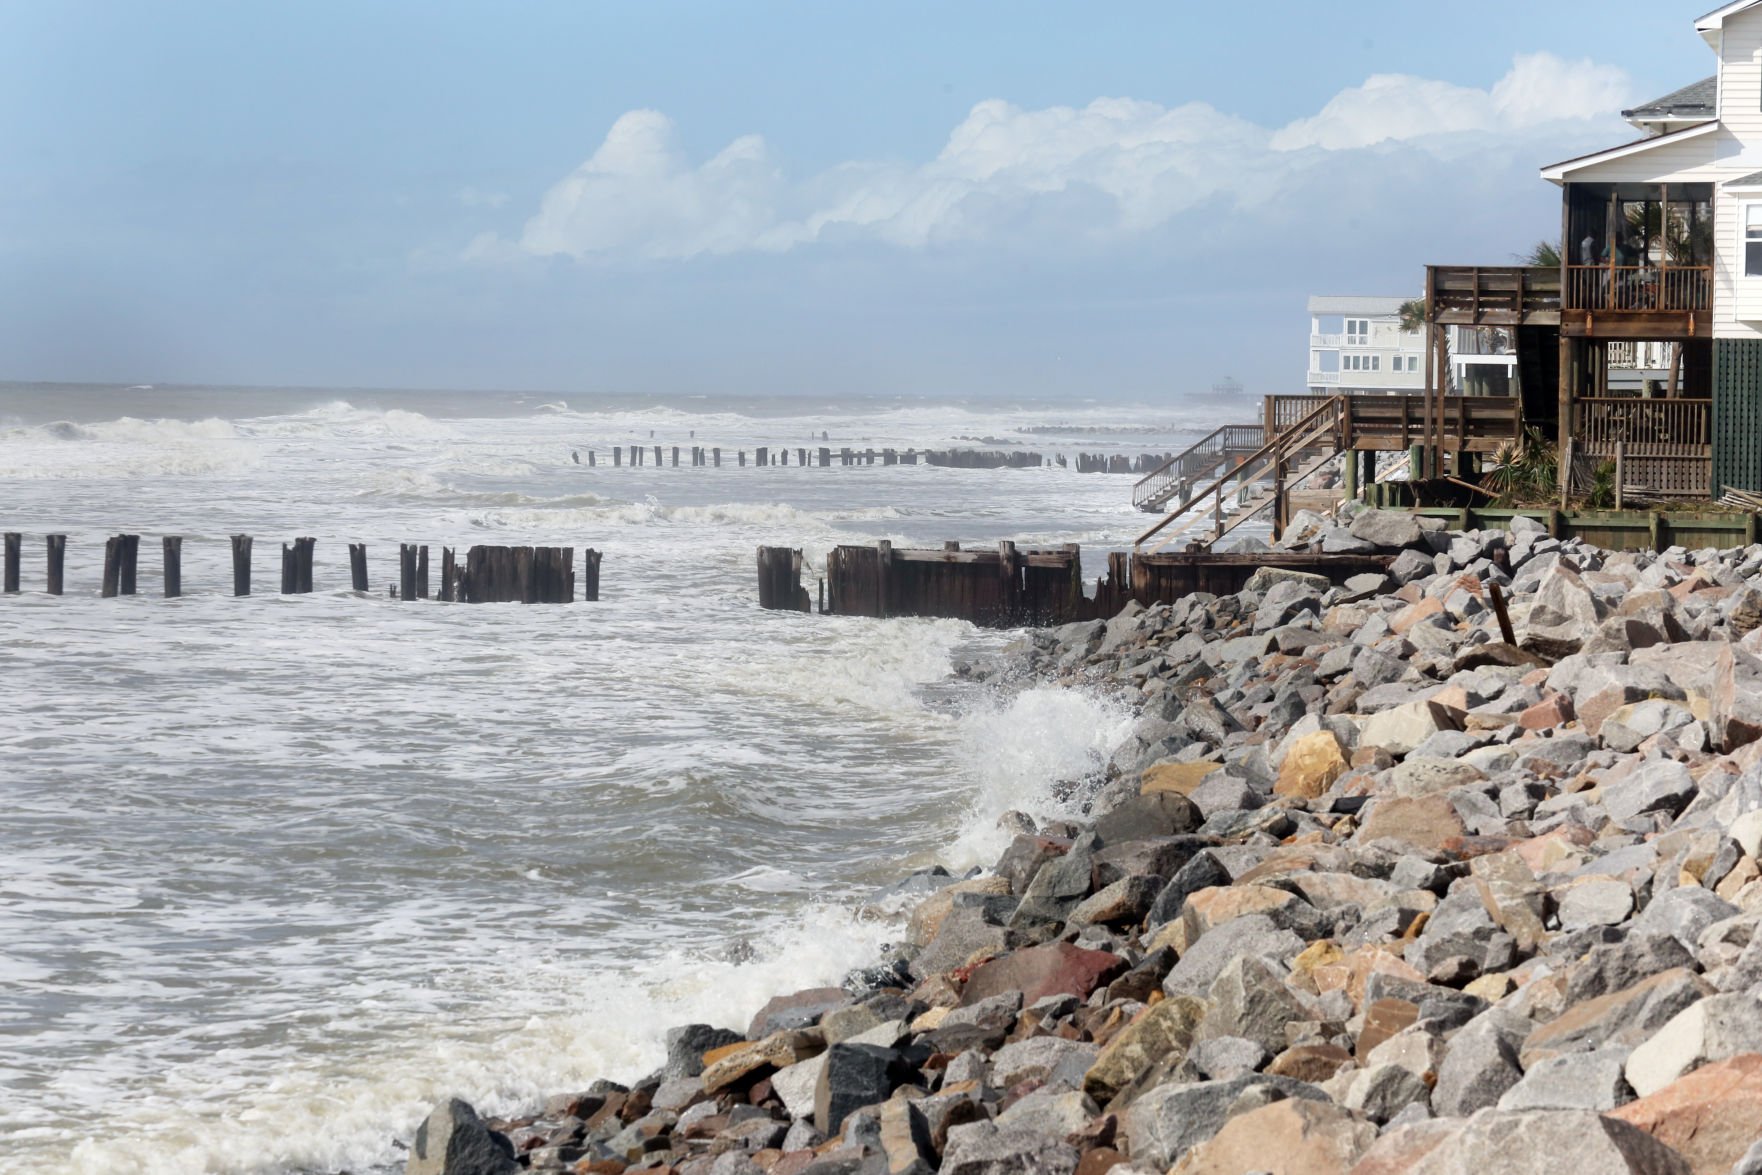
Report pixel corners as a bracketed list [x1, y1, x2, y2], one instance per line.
[403, 506, 1762, 1175]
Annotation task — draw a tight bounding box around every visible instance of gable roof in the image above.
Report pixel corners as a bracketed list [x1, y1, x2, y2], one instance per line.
[1540, 120, 1720, 184]
[1699, 1, 1762, 41]
[1622, 76, 1717, 124]
[1725, 171, 1762, 188]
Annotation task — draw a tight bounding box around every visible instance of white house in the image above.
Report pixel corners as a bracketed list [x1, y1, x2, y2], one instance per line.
[1305, 296, 1426, 394]
[1533, 0, 1762, 492]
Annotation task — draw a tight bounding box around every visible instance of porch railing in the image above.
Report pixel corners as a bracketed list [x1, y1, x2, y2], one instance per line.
[1576, 397, 1711, 451]
[1564, 265, 1711, 313]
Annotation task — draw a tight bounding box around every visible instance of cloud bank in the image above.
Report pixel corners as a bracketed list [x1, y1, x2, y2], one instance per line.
[469, 53, 1631, 263]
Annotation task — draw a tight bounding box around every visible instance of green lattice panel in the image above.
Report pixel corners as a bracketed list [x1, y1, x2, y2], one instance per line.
[1714, 339, 1762, 497]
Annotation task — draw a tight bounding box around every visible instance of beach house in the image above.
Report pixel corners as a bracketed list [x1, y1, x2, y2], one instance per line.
[1425, 1, 1762, 498]
[1305, 296, 1427, 396]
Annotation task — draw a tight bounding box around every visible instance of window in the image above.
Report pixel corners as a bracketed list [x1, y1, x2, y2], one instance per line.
[1747, 204, 1762, 277]
[1345, 318, 1371, 344]
[1343, 354, 1383, 372]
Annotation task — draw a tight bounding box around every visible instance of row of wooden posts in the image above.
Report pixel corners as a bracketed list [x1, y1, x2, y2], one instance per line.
[579, 445, 1167, 472]
[0, 533, 601, 604]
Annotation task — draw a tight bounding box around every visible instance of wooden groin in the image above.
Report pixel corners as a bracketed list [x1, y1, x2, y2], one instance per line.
[761, 542, 1390, 627]
[0, 533, 603, 604]
[567, 445, 1167, 473]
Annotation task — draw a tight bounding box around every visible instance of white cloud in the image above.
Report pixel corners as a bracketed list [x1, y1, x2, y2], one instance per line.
[476, 53, 1633, 262]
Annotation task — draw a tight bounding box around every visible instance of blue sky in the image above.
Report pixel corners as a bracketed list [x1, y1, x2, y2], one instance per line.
[0, 1, 1717, 400]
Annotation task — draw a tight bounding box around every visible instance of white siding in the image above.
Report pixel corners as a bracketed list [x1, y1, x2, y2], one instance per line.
[1719, 9, 1762, 336]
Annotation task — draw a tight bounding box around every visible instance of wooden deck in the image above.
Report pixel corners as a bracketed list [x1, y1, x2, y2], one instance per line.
[1267, 394, 1521, 453]
[1427, 263, 1711, 340]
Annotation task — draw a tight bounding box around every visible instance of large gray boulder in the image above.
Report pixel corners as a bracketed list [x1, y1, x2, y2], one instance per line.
[406, 1099, 518, 1175]
[1123, 1074, 1330, 1169]
[940, 1120, 1079, 1175]
[1349, 509, 1424, 549]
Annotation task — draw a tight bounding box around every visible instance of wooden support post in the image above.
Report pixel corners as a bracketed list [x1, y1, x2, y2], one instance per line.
[756, 446, 768, 467]
[820, 447, 830, 467]
[1614, 441, 1626, 511]
[739, 450, 746, 467]
[163, 536, 182, 597]
[818, 577, 825, 613]
[280, 542, 295, 594]
[2, 532, 18, 593]
[672, 446, 679, 466]
[842, 447, 852, 466]
[349, 543, 369, 591]
[588, 450, 595, 467]
[798, 448, 807, 466]
[439, 547, 456, 601]
[581, 548, 601, 602]
[714, 447, 721, 467]
[1342, 449, 1358, 501]
[999, 539, 1020, 625]
[102, 536, 121, 598]
[1650, 511, 1666, 553]
[399, 543, 416, 602]
[614, 446, 622, 467]
[1488, 582, 1517, 645]
[653, 445, 661, 466]
[46, 535, 65, 596]
[296, 538, 314, 592]
[416, 545, 429, 599]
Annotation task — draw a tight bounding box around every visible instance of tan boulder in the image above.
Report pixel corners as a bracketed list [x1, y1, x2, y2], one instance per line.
[1082, 995, 1205, 1104]
[1170, 1098, 1376, 1175]
[1275, 730, 1350, 799]
[1141, 760, 1221, 797]
[1354, 793, 1467, 852]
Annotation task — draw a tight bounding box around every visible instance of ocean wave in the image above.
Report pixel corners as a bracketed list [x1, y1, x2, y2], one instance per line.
[0, 416, 259, 479]
[52, 904, 892, 1175]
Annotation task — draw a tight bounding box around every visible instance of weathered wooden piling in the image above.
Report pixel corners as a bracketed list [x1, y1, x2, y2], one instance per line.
[819, 447, 831, 467]
[588, 450, 596, 467]
[3, 532, 19, 593]
[231, 535, 252, 596]
[439, 547, 457, 602]
[349, 543, 369, 592]
[672, 446, 680, 466]
[756, 546, 810, 612]
[120, 534, 140, 595]
[163, 536, 182, 598]
[46, 535, 65, 595]
[822, 540, 1086, 627]
[739, 450, 746, 467]
[456, 545, 592, 603]
[399, 544, 417, 602]
[102, 534, 139, 598]
[714, 447, 721, 467]
[653, 445, 661, 466]
[756, 446, 768, 467]
[102, 537, 121, 598]
[614, 447, 622, 467]
[582, 549, 601, 601]
[416, 545, 429, 599]
[295, 537, 314, 593]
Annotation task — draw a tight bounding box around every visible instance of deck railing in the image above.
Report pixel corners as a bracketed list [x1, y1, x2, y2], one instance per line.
[1564, 265, 1711, 313]
[1427, 266, 1561, 322]
[1131, 423, 1266, 511]
[1576, 397, 1711, 451]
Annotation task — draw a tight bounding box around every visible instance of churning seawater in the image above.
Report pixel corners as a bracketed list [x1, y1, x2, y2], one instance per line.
[0, 385, 1221, 1174]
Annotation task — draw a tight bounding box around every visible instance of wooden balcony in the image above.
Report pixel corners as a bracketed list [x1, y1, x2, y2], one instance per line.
[1427, 266, 1561, 327]
[1560, 265, 1711, 339]
[1266, 394, 1522, 453]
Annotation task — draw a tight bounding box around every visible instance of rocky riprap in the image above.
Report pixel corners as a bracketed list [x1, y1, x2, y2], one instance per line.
[409, 508, 1762, 1175]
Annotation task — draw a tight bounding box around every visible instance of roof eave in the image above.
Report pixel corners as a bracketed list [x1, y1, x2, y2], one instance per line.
[1539, 120, 1720, 185]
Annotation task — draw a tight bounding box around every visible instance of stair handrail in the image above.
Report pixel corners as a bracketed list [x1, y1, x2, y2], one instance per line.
[1130, 423, 1266, 511]
[1133, 397, 1342, 550]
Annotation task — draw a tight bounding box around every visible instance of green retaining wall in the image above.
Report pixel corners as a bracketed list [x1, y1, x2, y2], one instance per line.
[1410, 506, 1758, 552]
[1714, 337, 1762, 498]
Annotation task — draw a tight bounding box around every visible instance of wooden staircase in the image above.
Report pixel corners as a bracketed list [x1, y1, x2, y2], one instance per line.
[1134, 397, 1346, 553]
[1132, 424, 1269, 513]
